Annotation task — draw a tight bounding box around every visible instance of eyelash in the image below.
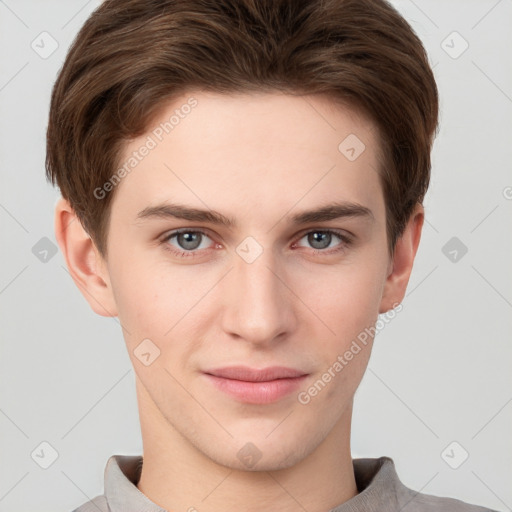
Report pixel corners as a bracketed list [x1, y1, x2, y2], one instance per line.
[160, 228, 353, 259]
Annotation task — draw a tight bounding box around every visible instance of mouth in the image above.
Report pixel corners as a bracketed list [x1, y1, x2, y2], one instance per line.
[203, 366, 309, 404]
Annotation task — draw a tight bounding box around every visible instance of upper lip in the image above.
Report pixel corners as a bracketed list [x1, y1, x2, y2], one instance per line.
[204, 366, 308, 382]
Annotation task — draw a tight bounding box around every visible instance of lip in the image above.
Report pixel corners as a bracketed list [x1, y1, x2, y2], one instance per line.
[203, 366, 309, 404]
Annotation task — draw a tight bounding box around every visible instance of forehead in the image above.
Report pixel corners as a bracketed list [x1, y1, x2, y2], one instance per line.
[111, 91, 384, 227]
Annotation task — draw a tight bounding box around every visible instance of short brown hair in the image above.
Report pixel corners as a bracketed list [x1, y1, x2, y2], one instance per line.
[46, 0, 438, 257]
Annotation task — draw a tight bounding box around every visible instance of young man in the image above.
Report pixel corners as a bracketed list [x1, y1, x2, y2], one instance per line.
[46, 0, 497, 511]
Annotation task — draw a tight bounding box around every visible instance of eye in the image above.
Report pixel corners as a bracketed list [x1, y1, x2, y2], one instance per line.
[161, 229, 216, 258]
[160, 228, 352, 259]
[294, 229, 351, 253]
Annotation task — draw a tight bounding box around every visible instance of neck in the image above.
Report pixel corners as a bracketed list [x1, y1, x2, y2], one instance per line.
[135, 378, 358, 512]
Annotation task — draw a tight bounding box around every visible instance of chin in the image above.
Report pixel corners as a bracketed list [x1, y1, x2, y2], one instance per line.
[199, 432, 317, 473]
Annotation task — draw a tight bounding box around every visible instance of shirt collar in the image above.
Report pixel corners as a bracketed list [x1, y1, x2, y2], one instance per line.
[104, 454, 402, 512]
[105, 455, 166, 512]
[331, 457, 403, 511]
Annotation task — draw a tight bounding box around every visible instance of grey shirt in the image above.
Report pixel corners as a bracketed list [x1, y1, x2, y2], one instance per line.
[72, 455, 496, 512]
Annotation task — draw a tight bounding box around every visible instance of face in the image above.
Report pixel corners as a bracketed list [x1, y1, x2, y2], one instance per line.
[99, 91, 394, 471]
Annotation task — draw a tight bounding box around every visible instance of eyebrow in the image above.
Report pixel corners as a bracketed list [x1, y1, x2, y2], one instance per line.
[135, 201, 374, 228]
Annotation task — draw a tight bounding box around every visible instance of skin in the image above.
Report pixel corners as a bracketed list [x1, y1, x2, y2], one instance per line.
[55, 91, 423, 512]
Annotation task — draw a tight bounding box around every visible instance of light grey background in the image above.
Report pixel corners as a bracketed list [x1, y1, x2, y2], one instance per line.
[1, 1, 511, 511]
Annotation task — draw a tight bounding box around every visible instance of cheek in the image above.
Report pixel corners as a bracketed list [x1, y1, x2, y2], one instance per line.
[299, 260, 386, 339]
[108, 234, 387, 352]
[295, 255, 386, 400]
[108, 257, 217, 350]
[108, 258, 172, 339]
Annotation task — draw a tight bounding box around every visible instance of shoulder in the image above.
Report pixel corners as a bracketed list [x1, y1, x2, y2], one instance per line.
[353, 456, 498, 512]
[399, 489, 497, 512]
[71, 494, 109, 512]
[390, 461, 497, 512]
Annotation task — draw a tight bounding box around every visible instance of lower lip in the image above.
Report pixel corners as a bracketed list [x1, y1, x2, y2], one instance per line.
[204, 374, 308, 404]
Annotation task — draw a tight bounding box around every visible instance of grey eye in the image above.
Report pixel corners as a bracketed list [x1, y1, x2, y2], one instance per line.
[307, 231, 333, 250]
[176, 232, 204, 250]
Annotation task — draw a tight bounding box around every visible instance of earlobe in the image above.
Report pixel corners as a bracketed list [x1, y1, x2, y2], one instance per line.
[54, 197, 118, 317]
[379, 204, 424, 314]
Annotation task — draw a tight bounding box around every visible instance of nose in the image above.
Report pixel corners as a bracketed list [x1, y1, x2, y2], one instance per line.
[220, 245, 297, 347]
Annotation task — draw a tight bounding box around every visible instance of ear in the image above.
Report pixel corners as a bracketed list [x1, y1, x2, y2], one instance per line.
[54, 197, 118, 317]
[379, 204, 424, 314]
